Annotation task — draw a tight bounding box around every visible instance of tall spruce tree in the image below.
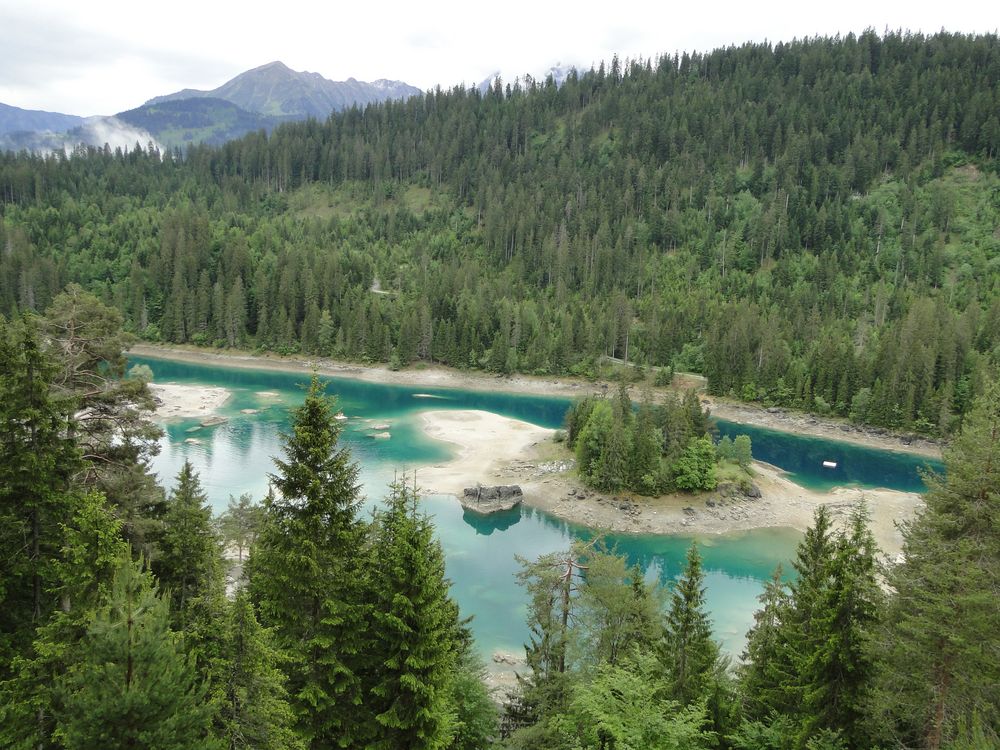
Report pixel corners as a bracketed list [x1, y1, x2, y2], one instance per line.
[738, 565, 791, 721]
[781, 505, 838, 718]
[0, 316, 79, 675]
[876, 383, 1000, 748]
[219, 591, 302, 750]
[157, 460, 229, 699]
[248, 375, 368, 748]
[54, 553, 220, 749]
[661, 543, 722, 705]
[367, 477, 462, 749]
[158, 460, 222, 628]
[801, 503, 882, 748]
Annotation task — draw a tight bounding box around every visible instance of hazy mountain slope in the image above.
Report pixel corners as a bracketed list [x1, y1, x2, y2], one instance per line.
[116, 98, 287, 149]
[146, 61, 422, 118]
[0, 102, 83, 136]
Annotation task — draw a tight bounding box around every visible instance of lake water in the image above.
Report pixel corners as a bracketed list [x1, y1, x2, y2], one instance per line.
[131, 354, 941, 660]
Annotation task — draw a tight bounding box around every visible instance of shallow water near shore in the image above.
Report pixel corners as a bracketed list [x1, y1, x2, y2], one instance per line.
[132, 354, 937, 658]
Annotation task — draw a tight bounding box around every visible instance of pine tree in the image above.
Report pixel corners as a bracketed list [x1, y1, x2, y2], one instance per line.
[158, 460, 222, 629]
[801, 503, 882, 747]
[156, 460, 229, 701]
[738, 565, 791, 721]
[0, 316, 79, 675]
[219, 591, 302, 750]
[0, 491, 126, 750]
[662, 543, 722, 705]
[577, 552, 663, 668]
[367, 477, 462, 749]
[54, 553, 220, 749]
[43, 285, 165, 557]
[509, 545, 587, 741]
[876, 382, 1000, 748]
[630, 406, 663, 494]
[248, 375, 368, 747]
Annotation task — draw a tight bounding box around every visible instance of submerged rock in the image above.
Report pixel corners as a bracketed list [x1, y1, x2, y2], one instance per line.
[461, 484, 524, 514]
[368, 431, 391, 439]
[200, 415, 228, 427]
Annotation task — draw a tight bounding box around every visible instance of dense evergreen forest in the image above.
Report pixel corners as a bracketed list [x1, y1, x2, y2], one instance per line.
[0, 31, 997, 435]
[1, 293, 998, 749]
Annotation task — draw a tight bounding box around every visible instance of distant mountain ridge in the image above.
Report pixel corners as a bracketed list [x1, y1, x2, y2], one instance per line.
[0, 102, 83, 136]
[145, 61, 422, 119]
[0, 61, 423, 153]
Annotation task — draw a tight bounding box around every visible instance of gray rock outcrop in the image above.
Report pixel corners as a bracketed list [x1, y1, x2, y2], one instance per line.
[461, 484, 524, 514]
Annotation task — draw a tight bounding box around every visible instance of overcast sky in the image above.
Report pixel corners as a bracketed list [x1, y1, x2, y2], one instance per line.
[0, 0, 995, 116]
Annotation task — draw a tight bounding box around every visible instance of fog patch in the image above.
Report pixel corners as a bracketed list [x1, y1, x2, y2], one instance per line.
[0, 116, 163, 156]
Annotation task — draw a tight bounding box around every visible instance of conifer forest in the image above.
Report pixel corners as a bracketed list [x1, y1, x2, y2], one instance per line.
[0, 30, 998, 749]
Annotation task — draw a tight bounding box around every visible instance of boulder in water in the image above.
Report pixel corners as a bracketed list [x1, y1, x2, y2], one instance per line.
[461, 484, 524, 514]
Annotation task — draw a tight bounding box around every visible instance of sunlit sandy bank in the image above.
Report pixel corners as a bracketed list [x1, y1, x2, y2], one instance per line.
[149, 382, 232, 419]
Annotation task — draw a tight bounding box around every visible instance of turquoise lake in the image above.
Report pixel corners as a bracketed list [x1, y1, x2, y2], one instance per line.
[131, 354, 942, 660]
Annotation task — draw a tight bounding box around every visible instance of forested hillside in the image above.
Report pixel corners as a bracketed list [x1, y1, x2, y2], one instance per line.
[1, 31, 998, 434]
[1, 299, 998, 748]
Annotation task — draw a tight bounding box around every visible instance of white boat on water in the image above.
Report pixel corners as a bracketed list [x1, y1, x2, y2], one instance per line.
[822, 460, 838, 468]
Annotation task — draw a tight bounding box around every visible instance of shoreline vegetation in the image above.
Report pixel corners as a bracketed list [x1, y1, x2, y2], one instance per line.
[143, 345, 924, 556]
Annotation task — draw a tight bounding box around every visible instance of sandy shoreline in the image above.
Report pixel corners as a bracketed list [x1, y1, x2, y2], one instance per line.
[416, 410, 921, 557]
[415, 410, 555, 496]
[129, 343, 939, 460]
[150, 382, 231, 419]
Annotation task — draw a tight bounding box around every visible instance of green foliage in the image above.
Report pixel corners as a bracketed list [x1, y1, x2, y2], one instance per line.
[0, 491, 126, 750]
[217, 492, 262, 562]
[218, 591, 303, 750]
[662, 544, 723, 706]
[874, 382, 1000, 747]
[737, 504, 884, 748]
[738, 566, 791, 721]
[42, 284, 165, 556]
[733, 435, 753, 469]
[0, 316, 80, 675]
[569, 392, 715, 495]
[563, 652, 712, 750]
[672, 436, 719, 492]
[157, 460, 221, 628]
[54, 553, 220, 749]
[576, 554, 664, 668]
[248, 375, 369, 746]
[445, 649, 498, 750]
[366, 477, 462, 749]
[2, 33, 998, 436]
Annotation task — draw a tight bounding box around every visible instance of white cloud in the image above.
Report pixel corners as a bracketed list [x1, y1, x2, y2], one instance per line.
[0, 0, 995, 115]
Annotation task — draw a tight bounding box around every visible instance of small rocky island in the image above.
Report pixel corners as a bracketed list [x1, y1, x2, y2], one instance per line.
[461, 484, 524, 514]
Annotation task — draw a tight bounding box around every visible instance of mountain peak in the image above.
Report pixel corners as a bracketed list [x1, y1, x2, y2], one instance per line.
[145, 62, 421, 119]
